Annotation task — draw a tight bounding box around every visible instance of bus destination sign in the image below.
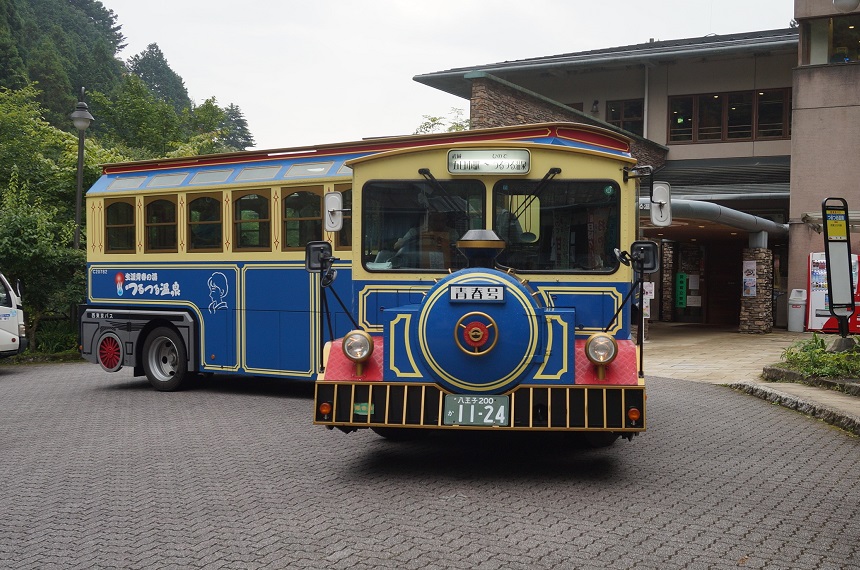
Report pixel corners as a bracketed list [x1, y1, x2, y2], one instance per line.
[447, 149, 530, 174]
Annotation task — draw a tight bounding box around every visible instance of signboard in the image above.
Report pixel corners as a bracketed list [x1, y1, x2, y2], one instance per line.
[447, 149, 530, 174]
[822, 198, 855, 322]
[675, 273, 687, 308]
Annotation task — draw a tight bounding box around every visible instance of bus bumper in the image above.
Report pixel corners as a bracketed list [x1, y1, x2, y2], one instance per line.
[313, 381, 645, 433]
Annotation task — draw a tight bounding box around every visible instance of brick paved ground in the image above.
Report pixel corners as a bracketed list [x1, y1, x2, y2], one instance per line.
[0, 363, 857, 569]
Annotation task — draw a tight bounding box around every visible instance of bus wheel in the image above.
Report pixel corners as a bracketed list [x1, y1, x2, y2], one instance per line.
[142, 327, 187, 391]
[97, 332, 123, 372]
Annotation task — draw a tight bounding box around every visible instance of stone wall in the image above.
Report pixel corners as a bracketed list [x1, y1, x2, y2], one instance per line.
[468, 74, 668, 169]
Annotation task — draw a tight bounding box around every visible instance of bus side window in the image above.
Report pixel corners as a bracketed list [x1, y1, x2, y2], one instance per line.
[283, 187, 322, 250]
[144, 196, 177, 253]
[334, 186, 351, 250]
[188, 194, 223, 252]
[105, 199, 135, 253]
[234, 190, 271, 250]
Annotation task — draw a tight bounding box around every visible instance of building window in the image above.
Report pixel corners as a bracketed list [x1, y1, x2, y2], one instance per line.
[144, 197, 177, 252]
[105, 199, 135, 253]
[756, 90, 791, 138]
[606, 99, 644, 136]
[669, 97, 693, 142]
[803, 14, 860, 65]
[188, 194, 222, 252]
[282, 186, 322, 250]
[668, 89, 791, 144]
[233, 190, 270, 250]
[727, 92, 753, 139]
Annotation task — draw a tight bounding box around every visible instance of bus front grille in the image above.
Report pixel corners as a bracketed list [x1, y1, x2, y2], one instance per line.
[314, 382, 645, 431]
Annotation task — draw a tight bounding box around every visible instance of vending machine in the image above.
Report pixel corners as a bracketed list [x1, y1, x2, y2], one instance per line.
[807, 252, 860, 332]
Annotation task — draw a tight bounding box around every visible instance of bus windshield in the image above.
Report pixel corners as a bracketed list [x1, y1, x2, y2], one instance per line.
[362, 179, 485, 271]
[493, 179, 621, 272]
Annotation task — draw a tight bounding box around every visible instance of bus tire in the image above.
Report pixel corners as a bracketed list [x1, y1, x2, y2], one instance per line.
[142, 327, 188, 391]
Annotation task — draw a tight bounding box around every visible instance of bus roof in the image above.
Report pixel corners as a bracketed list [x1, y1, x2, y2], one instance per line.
[87, 122, 632, 196]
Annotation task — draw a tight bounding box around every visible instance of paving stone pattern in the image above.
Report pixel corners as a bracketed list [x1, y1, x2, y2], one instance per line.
[0, 363, 858, 569]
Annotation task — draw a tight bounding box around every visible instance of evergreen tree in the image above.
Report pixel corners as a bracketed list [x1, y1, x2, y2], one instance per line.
[222, 103, 255, 150]
[27, 37, 75, 126]
[127, 43, 191, 113]
[0, 0, 26, 88]
[89, 74, 182, 157]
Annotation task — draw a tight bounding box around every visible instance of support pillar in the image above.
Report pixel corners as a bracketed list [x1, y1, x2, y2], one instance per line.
[739, 247, 773, 333]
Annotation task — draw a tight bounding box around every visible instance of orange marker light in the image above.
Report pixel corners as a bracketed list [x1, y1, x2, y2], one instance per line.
[319, 402, 333, 416]
[627, 407, 641, 422]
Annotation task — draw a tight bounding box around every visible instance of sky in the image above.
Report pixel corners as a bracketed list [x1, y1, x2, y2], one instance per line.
[101, 0, 795, 151]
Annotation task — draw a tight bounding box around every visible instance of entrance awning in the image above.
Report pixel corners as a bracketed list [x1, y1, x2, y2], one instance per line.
[639, 198, 789, 242]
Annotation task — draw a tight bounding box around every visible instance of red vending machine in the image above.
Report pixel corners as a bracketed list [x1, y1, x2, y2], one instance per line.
[806, 252, 860, 332]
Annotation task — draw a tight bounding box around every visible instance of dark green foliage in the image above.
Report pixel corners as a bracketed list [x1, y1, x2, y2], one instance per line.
[0, 1, 27, 89]
[89, 74, 182, 156]
[781, 334, 860, 378]
[0, 1, 258, 354]
[222, 103, 255, 150]
[26, 36, 75, 125]
[0, 169, 86, 348]
[127, 43, 191, 113]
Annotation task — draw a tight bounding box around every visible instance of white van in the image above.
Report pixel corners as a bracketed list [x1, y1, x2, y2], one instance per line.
[0, 272, 27, 358]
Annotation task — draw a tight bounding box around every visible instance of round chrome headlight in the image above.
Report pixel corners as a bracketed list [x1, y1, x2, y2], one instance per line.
[585, 334, 618, 364]
[342, 330, 373, 362]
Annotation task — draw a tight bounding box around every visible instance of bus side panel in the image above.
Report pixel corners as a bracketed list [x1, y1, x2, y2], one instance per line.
[242, 265, 354, 377]
[88, 265, 238, 370]
[539, 281, 631, 337]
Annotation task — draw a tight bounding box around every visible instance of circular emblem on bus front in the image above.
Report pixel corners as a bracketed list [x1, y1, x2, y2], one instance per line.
[417, 269, 540, 394]
[455, 312, 498, 355]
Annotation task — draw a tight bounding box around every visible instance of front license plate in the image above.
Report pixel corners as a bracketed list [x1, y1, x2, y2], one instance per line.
[443, 395, 509, 426]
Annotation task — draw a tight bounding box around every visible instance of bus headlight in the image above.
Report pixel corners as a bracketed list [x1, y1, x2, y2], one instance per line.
[342, 330, 373, 374]
[585, 333, 617, 380]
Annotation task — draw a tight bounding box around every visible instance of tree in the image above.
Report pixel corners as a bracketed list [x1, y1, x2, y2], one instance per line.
[0, 168, 86, 348]
[0, 0, 26, 89]
[414, 108, 470, 134]
[222, 103, 254, 150]
[90, 74, 182, 157]
[26, 36, 75, 126]
[186, 96, 225, 135]
[69, 0, 126, 52]
[127, 43, 191, 113]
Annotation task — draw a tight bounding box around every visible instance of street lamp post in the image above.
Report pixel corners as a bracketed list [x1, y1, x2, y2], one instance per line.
[70, 87, 94, 250]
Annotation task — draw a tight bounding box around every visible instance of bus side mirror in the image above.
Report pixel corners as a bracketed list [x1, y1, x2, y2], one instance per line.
[631, 240, 659, 274]
[305, 241, 332, 272]
[650, 182, 671, 227]
[324, 192, 344, 232]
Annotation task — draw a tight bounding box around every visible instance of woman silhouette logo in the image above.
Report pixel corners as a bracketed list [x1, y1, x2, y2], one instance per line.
[207, 272, 229, 313]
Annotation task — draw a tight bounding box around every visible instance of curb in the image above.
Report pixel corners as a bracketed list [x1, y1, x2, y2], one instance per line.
[761, 366, 860, 397]
[729, 381, 860, 437]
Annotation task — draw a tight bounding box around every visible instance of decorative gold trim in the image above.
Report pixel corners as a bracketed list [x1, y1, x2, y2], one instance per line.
[534, 315, 569, 380]
[388, 314, 422, 377]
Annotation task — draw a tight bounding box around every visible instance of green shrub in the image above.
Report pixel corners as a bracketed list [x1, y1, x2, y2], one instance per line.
[34, 319, 78, 354]
[781, 334, 860, 378]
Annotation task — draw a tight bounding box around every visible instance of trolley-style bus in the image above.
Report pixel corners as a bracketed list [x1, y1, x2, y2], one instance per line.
[79, 122, 660, 445]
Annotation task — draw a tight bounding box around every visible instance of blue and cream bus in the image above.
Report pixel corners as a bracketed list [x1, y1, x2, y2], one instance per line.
[80, 123, 660, 445]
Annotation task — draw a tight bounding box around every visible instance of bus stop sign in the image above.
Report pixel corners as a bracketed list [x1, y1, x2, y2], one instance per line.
[822, 197, 855, 334]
